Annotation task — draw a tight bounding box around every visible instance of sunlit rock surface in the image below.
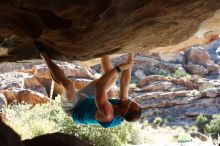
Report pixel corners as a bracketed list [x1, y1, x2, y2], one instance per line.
[0, 0, 220, 61]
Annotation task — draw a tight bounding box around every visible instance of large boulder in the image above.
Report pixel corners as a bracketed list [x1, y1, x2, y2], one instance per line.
[135, 81, 173, 92]
[1, 89, 49, 105]
[33, 63, 98, 80]
[184, 47, 213, 66]
[1, 1, 220, 62]
[169, 78, 198, 90]
[24, 76, 48, 96]
[36, 76, 93, 97]
[137, 75, 168, 88]
[183, 46, 220, 75]
[133, 55, 160, 74]
[31, 63, 100, 97]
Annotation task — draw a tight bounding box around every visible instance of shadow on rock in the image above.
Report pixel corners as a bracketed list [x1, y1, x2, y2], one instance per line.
[23, 133, 93, 146]
[0, 121, 24, 146]
[0, 121, 92, 146]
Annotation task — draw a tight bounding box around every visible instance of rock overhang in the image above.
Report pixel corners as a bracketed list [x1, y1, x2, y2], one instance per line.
[0, 0, 220, 62]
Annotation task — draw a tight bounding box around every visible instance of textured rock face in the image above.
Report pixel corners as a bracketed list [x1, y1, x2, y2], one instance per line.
[184, 47, 213, 66]
[0, 0, 220, 61]
[1, 89, 49, 105]
[0, 62, 101, 103]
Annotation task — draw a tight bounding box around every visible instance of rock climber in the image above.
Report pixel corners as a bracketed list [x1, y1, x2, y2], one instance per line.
[33, 41, 141, 128]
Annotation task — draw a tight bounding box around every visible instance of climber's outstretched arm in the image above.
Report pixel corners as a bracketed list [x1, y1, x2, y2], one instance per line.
[119, 53, 133, 101]
[95, 57, 133, 122]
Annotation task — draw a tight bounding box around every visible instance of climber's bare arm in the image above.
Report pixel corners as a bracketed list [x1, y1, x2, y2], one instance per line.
[119, 53, 133, 101]
[95, 67, 118, 122]
[95, 57, 132, 122]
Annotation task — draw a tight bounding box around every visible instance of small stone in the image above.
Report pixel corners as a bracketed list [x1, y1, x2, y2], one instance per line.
[201, 88, 218, 98]
[134, 70, 146, 80]
[185, 62, 209, 76]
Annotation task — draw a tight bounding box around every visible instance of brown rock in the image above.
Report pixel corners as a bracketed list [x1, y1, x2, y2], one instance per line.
[62, 64, 98, 80]
[156, 52, 184, 63]
[34, 78, 53, 96]
[32, 64, 51, 79]
[207, 64, 220, 74]
[185, 62, 209, 76]
[191, 132, 208, 142]
[159, 63, 182, 73]
[1, 1, 220, 62]
[133, 55, 160, 72]
[201, 88, 218, 98]
[184, 47, 213, 66]
[137, 75, 168, 88]
[33, 64, 97, 80]
[36, 76, 93, 97]
[1, 89, 49, 105]
[24, 76, 48, 96]
[136, 90, 200, 101]
[68, 77, 93, 90]
[136, 81, 173, 92]
[170, 78, 198, 90]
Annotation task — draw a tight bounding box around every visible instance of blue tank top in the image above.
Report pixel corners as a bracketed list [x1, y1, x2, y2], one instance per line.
[72, 97, 124, 128]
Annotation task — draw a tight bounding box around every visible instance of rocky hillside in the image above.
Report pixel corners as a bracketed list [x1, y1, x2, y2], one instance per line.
[1, 38, 220, 125]
[91, 38, 220, 125]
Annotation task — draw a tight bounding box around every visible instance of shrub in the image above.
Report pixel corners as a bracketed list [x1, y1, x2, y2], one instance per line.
[196, 114, 208, 133]
[198, 82, 215, 91]
[157, 69, 170, 76]
[152, 117, 163, 128]
[172, 68, 191, 78]
[206, 115, 220, 138]
[2, 103, 59, 139]
[2, 96, 146, 146]
[167, 116, 176, 123]
[169, 87, 176, 92]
